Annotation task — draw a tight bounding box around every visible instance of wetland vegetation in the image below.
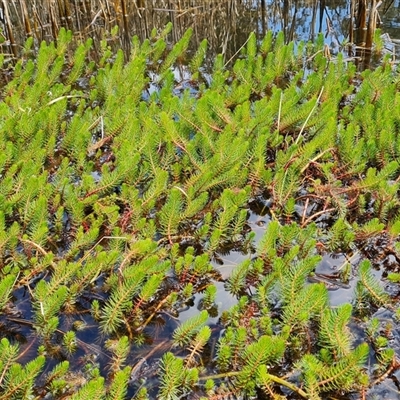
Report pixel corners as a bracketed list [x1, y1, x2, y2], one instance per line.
[2, 1, 400, 62]
[1, 2, 400, 400]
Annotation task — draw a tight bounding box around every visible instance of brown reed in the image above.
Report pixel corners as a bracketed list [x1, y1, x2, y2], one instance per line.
[2, 0, 17, 57]
[0, 0, 393, 61]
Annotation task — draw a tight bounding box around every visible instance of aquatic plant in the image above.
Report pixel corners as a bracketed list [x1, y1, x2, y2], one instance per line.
[0, 26, 400, 399]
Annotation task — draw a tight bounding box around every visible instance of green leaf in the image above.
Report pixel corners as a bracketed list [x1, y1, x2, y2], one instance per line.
[358, 260, 390, 307]
[319, 303, 353, 357]
[173, 310, 209, 347]
[0, 274, 17, 310]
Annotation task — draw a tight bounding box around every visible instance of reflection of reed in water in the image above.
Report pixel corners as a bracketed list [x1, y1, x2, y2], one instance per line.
[351, 0, 395, 68]
[0, 0, 397, 61]
[352, 0, 380, 48]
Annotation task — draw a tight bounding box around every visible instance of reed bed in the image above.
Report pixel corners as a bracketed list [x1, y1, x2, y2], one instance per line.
[0, 0, 396, 61]
[1, 0, 260, 58]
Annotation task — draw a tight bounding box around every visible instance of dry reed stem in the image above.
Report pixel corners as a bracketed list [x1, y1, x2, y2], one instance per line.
[64, 0, 73, 30]
[11, 0, 23, 33]
[366, 0, 382, 48]
[121, 0, 129, 41]
[1, 0, 392, 62]
[2, 0, 17, 57]
[350, 0, 355, 44]
[48, 0, 59, 40]
[356, 0, 367, 45]
[20, 0, 32, 37]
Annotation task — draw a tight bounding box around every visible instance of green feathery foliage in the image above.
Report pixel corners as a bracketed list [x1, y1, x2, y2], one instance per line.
[0, 274, 17, 310]
[106, 367, 131, 400]
[318, 303, 353, 357]
[44, 361, 70, 396]
[225, 259, 252, 296]
[298, 343, 369, 397]
[0, 339, 45, 400]
[357, 260, 391, 308]
[106, 336, 130, 373]
[282, 282, 328, 331]
[0, 24, 399, 400]
[185, 325, 211, 367]
[0, 339, 20, 387]
[235, 335, 286, 392]
[66, 377, 105, 400]
[201, 284, 217, 310]
[100, 266, 146, 334]
[158, 188, 184, 241]
[173, 310, 209, 347]
[33, 281, 68, 338]
[158, 352, 198, 400]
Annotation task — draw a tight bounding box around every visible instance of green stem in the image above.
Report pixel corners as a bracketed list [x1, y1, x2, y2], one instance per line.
[199, 371, 309, 398]
[266, 373, 309, 398]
